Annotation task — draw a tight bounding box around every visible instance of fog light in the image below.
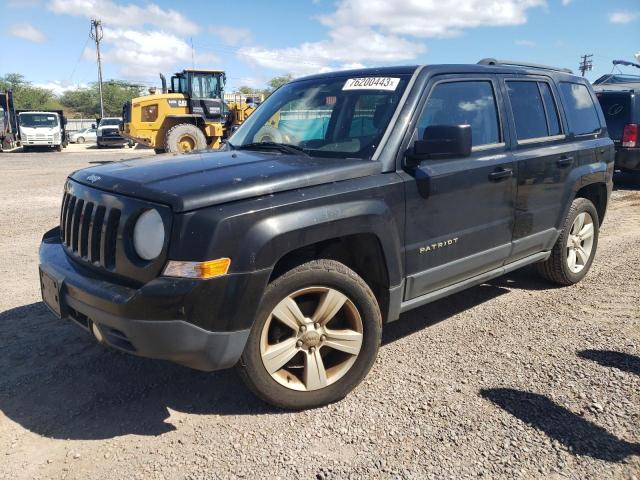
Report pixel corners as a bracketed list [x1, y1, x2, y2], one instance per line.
[163, 258, 231, 279]
[91, 322, 104, 343]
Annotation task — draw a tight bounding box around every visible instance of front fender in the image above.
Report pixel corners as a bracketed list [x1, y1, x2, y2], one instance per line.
[235, 199, 404, 286]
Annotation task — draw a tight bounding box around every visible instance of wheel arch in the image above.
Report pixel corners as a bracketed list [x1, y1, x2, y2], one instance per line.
[237, 201, 404, 322]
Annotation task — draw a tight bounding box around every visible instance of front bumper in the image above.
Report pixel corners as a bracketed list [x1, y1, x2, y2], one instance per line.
[615, 147, 640, 172]
[24, 140, 59, 146]
[97, 135, 129, 146]
[38, 228, 269, 371]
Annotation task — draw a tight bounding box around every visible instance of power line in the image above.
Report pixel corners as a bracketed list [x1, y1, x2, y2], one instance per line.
[90, 19, 105, 118]
[579, 54, 593, 77]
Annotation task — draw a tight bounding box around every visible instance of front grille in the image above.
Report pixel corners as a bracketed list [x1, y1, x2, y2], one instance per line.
[60, 192, 120, 269]
[58, 180, 171, 284]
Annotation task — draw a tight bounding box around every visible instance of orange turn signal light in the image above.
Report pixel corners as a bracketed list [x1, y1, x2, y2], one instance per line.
[163, 258, 231, 279]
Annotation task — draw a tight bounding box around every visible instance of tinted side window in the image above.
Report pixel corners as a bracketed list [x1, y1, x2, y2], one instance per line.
[559, 82, 601, 135]
[506, 81, 547, 140]
[419, 81, 500, 147]
[539, 83, 561, 136]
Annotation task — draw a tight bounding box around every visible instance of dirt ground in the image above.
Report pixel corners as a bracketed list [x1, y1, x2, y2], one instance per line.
[0, 149, 639, 480]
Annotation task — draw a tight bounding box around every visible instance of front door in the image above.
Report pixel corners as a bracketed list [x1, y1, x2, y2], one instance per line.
[402, 77, 516, 300]
[188, 72, 224, 122]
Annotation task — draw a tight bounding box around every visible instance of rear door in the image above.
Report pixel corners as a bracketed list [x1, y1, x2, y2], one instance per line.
[401, 76, 516, 299]
[501, 76, 574, 260]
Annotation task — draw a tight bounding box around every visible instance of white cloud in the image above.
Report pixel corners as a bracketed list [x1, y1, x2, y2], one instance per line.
[561, 0, 573, 5]
[9, 23, 46, 43]
[48, 0, 199, 34]
[322, 0, 546, 39]
[515, 39, 536, 47]
[46, 0, 223, 80]
[608, 10, 640, 24]
[209, 26, 253, 46]
[82, 28, 220, 79]
[34, 80, 88, 95]
[238, 0, 545, 75]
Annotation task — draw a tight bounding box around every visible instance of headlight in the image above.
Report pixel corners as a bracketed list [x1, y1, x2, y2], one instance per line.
[133, 209, 165, 260]
[141, 104, 158, 122]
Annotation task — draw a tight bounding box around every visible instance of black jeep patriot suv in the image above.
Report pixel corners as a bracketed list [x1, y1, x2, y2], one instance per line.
[39, 60, 614, 409]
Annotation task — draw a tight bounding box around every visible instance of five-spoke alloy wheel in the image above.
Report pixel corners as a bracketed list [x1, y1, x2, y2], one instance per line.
[239, 260, 381, 410]
[537, 197, 600, 285]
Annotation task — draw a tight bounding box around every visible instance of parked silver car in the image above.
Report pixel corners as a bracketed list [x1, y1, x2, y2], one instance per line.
[69, 128, 97, 144]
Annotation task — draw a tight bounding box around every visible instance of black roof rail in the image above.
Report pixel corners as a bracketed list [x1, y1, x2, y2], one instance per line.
[478, 58, 573, 74]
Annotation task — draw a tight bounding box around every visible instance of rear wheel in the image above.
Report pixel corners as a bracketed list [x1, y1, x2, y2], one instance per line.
[77, 137, 85, 144]
[238, 260, 382, 410]
[165, 124, 207, 153]
[536, 197, 599, 285]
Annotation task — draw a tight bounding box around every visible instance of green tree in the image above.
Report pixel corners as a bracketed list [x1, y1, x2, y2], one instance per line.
[267, 74, 294, 92]
[0, 73, 62, 110]
[60, 80, 145, 118]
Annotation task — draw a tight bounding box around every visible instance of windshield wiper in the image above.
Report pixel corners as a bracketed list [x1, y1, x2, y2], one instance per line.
[235, 142, 310, 157]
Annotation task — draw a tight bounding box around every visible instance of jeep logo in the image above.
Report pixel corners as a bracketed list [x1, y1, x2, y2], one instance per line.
[86, 174, 101, 183]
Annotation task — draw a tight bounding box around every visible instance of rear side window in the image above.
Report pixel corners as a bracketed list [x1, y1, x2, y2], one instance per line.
[559, 82, 601, 135]
[596, 92, 631, 140]
[419, 81, 500, 147]
[506, 81, 563, 141]
[539, 83, 562, 136]
[506, 81, 548, 140]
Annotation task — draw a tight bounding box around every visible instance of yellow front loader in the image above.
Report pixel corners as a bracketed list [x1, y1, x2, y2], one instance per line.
[121, 69, 256, 154]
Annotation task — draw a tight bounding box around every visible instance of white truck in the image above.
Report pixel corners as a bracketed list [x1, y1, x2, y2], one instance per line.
[18, 110, 67, 152]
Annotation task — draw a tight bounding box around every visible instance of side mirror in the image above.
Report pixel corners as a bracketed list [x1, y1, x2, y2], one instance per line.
[408, 125, 472, 165]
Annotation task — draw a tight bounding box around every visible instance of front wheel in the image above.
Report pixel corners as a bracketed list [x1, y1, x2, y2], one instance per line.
[536, 197, 599, 285]
[77, 137, 85, 144]
[165, 123, 207, 153]
[238, 260, 382, 410]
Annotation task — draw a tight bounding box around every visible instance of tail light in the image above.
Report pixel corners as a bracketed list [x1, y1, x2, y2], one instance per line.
[622, 123, 638, 147]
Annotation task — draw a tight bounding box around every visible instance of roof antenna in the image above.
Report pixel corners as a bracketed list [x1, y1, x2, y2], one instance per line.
[190, 37, 195, 69]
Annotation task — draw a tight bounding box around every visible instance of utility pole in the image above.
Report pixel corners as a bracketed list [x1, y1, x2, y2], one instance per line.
[90, 19, 105, 119]
[579, 54, 593, 77]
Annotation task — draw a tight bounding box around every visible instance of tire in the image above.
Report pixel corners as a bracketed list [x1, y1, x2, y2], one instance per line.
[238, 259, 382, 410]
[253, 124, 283, 143]
[55, 145, 62, 152]
[77, 137, 85, 144]
[536, 197, 599, 285]
[153, 148, 166, 154]
[164, 123, 207, 153]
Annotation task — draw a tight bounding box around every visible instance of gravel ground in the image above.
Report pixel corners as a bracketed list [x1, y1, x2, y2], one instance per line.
[0, 150, 639, 480]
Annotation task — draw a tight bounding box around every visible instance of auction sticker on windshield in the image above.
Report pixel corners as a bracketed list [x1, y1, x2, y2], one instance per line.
[343, 77, 400, 91]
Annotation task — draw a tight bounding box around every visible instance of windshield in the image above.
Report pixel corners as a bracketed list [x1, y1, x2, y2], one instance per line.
[19, 113, 59, 128]
[99, 118, 121, 126]
[229, 75, 411, 159]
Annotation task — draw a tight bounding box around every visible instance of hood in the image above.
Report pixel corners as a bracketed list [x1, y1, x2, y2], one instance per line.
[69, 149, 380, 212]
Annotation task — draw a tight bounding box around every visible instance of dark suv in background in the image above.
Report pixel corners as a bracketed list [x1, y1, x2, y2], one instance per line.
[595, 87, 639, 173]
[39, 60, 613, 409]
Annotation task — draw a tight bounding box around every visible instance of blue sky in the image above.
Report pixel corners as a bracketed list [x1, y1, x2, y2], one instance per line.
[1, 0, 639, 94]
